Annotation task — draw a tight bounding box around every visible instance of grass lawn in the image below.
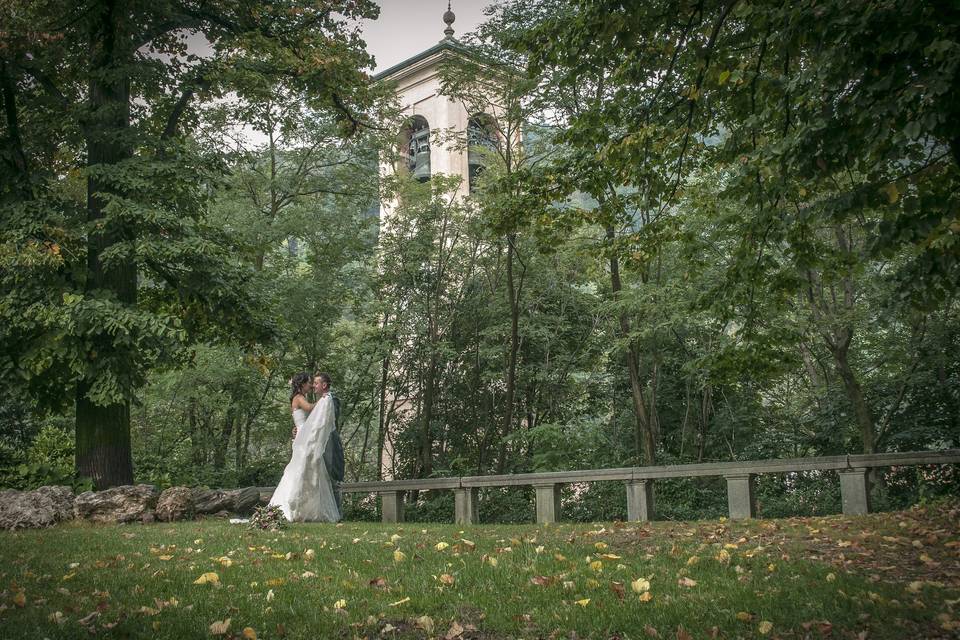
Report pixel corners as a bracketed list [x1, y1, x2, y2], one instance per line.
[1, 501, 958, 639]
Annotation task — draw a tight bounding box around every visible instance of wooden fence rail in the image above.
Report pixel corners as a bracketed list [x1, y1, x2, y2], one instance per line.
[255, 449, 960, 525]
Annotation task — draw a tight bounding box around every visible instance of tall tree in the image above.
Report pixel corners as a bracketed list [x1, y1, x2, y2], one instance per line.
[0, 0, 380, 487]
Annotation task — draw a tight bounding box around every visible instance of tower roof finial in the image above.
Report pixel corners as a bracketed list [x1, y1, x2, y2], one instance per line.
[443, 1, 456, 38]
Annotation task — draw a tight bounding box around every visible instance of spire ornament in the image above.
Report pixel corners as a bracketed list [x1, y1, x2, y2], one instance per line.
[443, 1, 456, 38]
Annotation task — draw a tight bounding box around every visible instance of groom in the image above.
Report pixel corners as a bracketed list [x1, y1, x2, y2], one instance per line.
[314, 372, 345, 517]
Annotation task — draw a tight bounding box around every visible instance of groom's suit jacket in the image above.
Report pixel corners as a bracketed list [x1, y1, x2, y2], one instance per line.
[323, 392, 345, 483]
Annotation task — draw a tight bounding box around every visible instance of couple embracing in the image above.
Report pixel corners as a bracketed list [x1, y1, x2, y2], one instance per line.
[268, 372, 344, 522]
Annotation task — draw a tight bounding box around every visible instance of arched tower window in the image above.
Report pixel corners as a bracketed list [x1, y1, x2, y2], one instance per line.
[398, 115, 431, 183]
[468, 113, 498, 192]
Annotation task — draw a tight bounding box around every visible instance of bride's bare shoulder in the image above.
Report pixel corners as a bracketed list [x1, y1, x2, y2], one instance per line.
[291, 394, 314, 411]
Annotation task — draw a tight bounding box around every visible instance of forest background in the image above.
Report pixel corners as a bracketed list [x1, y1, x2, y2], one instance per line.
[1, 0, 957, 523]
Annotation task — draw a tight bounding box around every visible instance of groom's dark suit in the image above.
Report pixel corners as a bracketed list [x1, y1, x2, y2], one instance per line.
[323, 391, 345, 517]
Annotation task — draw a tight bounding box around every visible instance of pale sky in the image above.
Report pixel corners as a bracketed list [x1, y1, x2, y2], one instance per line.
[364, 1, 491, 73]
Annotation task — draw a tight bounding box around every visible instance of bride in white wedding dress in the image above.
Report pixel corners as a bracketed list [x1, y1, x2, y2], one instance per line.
[268, 372, 340, 522]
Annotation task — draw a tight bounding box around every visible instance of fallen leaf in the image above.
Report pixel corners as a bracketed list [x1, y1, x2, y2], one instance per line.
[736, 611, 752, 621]
[632, 578, 650, 593]
[209, 618, 231, 635]
[826, 573, 836, 582]
[677, 625, 693, 640]
[589, 560, 603, 572]
[393, 550, 406, 562]
[445, 620, 464, 639]
[639, 592, 653, 602]
[388, 597, 410, 607]
[758, 620, 773, 635]
[369, 576, 388, 589]
[436, 542, 449, 551]
[594, 542, 608, 550]
[439, 573, 455, 585]
[242, 628, 257, 640]
[678, 577, 697, 588]
[610, 581, 625, 600]
[416, 615, 434, 634]
[13, 592, 26, 608]
[530, 575, 553, 587]
[575, 598, 590, 607]
[193, 572, 220, 585]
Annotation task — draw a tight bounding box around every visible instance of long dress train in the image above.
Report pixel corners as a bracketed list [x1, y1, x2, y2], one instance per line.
[268, 394, 340, 522]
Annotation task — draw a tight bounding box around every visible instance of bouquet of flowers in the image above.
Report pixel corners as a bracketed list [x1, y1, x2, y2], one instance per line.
[249, 504, 287, 531]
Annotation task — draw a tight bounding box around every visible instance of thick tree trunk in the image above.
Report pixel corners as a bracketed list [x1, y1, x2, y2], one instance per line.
[76, 1, 135, 489]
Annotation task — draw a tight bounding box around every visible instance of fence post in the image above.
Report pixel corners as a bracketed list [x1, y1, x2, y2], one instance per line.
[625, 479, 655, 522]
[534, 484, 561, 524]
[725, 473, 756, 519]
[839, 468, 871, 515]
[380, 491, 404, 523]
[454, 487, 479, 525]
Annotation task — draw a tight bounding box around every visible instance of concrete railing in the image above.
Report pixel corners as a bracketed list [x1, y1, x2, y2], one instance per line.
[257, 449, 960, 524]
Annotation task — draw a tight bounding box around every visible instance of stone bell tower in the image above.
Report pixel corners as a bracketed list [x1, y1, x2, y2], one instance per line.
[375, 3, 494, 217]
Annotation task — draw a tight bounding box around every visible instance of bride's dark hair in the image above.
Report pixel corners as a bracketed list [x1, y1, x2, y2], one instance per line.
[289, 372, 311, 402]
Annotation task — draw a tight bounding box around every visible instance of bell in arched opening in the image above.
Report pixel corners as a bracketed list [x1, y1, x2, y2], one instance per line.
[404, 116, 431, 183]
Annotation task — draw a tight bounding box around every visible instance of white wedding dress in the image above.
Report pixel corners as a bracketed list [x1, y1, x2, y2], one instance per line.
[268, 395, 340, 522]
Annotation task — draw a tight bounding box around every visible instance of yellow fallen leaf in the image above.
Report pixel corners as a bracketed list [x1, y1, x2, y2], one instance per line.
[266, 589, 275, 602]
[586, 578, 600, 588]
[333, 599, 346, 610]
[436, 542, 449, 551]
[554, 553, 567, 562]
[535, 546, 545, 554]
[390, 533, 402, 543]
[439, 574, 455, 585]
[388, 597, 410, 607]
[639, 591, 653, 602]
[736, 612, 752, 621]
[758, 620, 773, 635]
[826, 573, 836, 582]
[193, 572, 220, 585]
[686, 556, 700, 566]
[393, 550, 406, 563]
[631, 578, 650, 593]
[715, 549, 730, 563]
[487, 556, 498, 567]
[158, 555, 174, 561]
[600, 553, 621, 560]
[304, 549, 315, 561]
[209, 618, 231, 635]
[589, 560, 603, 572]
[217, 556, 233, 567]
[575, 598, 590, 607]
[242, 628, 257, 640]
[594, 542, 608, 550]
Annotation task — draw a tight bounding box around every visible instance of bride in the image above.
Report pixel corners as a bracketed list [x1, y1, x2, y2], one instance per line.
[268, 372, 340, 522]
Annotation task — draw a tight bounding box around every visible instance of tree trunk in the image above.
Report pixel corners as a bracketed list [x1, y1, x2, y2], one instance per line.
[831, 343, 876, 454]
[419, 354, 437, 478]
[76, 1, 135, 489]
[606, 225, 656, 465]
[498, 234, 521, 474]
